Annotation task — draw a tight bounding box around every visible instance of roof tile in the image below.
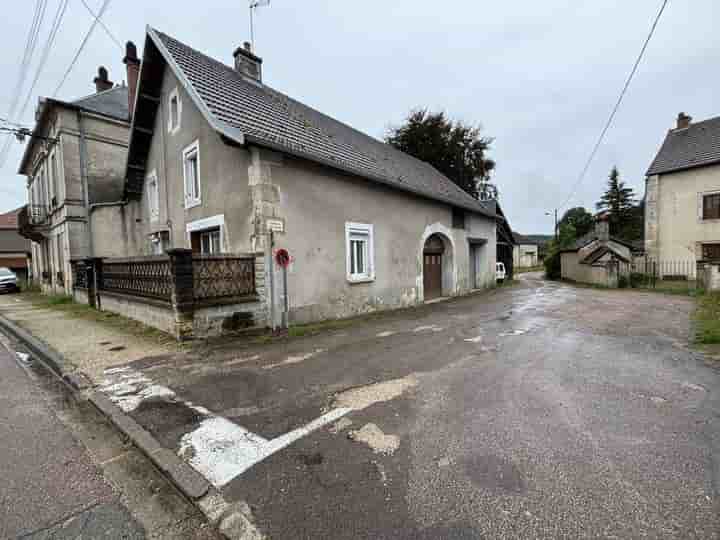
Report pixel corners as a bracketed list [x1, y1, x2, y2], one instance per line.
[152, 30, 493, 217]
[647, 116, 720, 175]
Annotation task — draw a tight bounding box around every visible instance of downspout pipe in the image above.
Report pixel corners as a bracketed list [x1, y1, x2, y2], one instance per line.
[77, 110, 94, 257]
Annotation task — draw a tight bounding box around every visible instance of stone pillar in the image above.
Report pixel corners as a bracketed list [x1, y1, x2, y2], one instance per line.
[167, 249, 195, 340]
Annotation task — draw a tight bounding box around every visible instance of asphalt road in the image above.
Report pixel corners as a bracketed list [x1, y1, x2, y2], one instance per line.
[0, 335, 145, 539]
[99, 275, 720, 539]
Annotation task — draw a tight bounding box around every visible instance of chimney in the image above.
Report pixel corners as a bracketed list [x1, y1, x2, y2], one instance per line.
[595, 214, 610, 242]
[233, 42, 262, 83]
[93, 66, 113, 93]
[676, 112, 692, 130]
[123, 41, 141, 119]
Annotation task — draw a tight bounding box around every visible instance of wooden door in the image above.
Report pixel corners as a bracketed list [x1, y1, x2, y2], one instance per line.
[424, 253, 442, 299]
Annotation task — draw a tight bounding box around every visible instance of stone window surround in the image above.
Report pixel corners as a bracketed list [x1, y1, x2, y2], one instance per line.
[698, 189, 720, 223]
[167, 86, 182, 135]
[182, 139, 201, 209]
[345, 221, 375, 284]
[186, 214, 226, 253]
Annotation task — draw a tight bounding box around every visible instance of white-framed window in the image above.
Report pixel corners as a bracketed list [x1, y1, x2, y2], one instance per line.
[147, 170, 160, 222]
[199, 228, 221, 254]
[168, 87, 181, 134]
[186, 214, 225, 254]
[345, 222, 374, 282]
[183, 140, 201, 208]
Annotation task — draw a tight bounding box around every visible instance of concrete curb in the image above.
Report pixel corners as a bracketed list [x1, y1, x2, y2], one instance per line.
[0, 313, 263, 539]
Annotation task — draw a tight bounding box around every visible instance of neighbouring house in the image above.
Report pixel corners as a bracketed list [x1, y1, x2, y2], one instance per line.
[512, 233, 550, 268]
[645, 112, 720, 270]
[113, 27, 498, 328]
[18, 43, 139, 294]
[0, 207, 30, 282]
[560, 216, 634, 287]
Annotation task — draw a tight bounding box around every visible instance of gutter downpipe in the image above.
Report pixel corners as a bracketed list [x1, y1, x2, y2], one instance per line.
[77, 110, 94, 257]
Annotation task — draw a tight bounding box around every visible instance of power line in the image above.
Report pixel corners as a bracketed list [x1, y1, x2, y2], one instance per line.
[53, 0, 111, 97]
[79, 0, 122, 50]
[558, 0, 669, 211]
[0, 0, 68, 168]
[0, 1, 49, 168]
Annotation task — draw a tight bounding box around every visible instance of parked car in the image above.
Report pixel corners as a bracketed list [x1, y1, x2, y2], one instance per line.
[0, 267, 19, 293]
[496, 262, 507, 283]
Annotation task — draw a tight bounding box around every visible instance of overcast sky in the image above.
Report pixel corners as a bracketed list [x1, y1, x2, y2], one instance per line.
[1, 0, 718, 233]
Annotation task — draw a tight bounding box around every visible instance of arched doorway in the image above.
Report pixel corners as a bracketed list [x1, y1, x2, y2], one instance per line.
[423, 234, 445, 300]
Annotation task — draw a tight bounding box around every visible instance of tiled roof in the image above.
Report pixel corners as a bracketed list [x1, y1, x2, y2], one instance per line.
[72, 86, 129, 121]
[0, 207, 21, 229]
[647, 116, 720, 176]
[150, 29, 494, 218]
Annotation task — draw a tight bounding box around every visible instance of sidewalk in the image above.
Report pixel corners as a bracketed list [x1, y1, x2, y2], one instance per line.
[0, 293, 180, 380]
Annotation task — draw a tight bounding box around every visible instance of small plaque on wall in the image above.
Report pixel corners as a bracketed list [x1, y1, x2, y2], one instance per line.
[266, 218, 285, 233]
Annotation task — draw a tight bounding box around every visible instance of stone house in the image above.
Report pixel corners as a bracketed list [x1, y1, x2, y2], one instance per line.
[118, 27, 498, 326]
[560, 218, 634, 287]
[0, 207, 30, 282]
[18, 44, 140, 294]
[512, 233, 541, 268]
[645, 112, 720, 266]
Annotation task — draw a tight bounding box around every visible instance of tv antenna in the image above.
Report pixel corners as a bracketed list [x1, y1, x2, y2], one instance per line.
[249, 0, 271, 51]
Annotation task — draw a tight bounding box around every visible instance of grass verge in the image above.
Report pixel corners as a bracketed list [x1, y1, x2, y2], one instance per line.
[694, 292, 720, 345]
[17, 292, 180, 347]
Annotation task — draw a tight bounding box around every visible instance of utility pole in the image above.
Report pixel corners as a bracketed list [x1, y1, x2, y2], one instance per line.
[546, 209, 558, 242]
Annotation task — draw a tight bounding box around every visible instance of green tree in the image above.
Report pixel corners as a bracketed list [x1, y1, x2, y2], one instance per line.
[559, 207, 594, 238]
[596, 167, 637, 237]
[386, 109, 495, 199]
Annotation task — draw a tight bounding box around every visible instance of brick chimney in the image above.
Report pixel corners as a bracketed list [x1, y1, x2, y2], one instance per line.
[233, 42, 262, 83]
[123, 41, 140, 119]
[676, 112, 692, 130]
[93, 66, 113, 92]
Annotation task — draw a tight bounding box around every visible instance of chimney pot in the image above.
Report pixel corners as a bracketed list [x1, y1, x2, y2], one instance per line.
[123, 40, 141, 120]
[93, 66, 113, 93]
[233, 42, 263, 83]
[676, 112, 692, 130]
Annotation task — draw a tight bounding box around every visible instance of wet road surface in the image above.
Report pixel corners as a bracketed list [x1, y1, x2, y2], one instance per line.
[0, 335, 144, 539]
[97, 275, 720, 538]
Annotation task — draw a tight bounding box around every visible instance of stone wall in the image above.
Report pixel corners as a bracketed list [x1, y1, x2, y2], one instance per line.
[699, 262, 720, 291]
[98, 291, 176, 335]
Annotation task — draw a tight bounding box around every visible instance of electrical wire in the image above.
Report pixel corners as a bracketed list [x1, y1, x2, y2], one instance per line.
[0, 0, 68, 168]
[0, 0, 48, 168]
[79, 0, 122, 50]
[53, 0, 112, 97]
[558, 0, 669, 211]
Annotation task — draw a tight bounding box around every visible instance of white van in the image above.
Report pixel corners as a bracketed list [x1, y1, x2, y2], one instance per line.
[496, 262, 507, 283]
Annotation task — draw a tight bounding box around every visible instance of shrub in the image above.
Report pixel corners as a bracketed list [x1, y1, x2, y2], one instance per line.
[544, 249, 562, 280]
[618, 275, 629, 288]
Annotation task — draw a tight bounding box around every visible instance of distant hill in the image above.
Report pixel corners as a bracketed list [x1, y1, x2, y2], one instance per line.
[513, 232, 553, 246]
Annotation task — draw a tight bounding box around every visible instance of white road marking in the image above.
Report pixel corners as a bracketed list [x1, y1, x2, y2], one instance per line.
[376, 331, 396, 338]
[99, 366, 353, 487]
[413, 325, 444, 333]
[180, 407, 351, 487]
[262, 349, 325, 370]
[463, 336, 483, 343]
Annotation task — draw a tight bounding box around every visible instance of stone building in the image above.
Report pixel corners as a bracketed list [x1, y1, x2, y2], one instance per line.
[645, 112, 720, 265]
[18, 43, 140, 294]
[119, 27, 498, 326]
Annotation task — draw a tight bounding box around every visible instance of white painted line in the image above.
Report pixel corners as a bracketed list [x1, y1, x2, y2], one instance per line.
[463, 336, 483, 343]
[180, 408, 352, 487]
